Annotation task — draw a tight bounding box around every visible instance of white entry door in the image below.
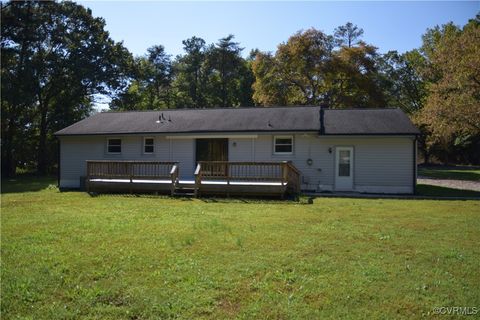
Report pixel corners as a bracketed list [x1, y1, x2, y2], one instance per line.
[335, 147, 354, 191]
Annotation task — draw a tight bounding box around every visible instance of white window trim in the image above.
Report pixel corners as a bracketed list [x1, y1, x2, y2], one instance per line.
[143, 137, 155, 154]
[273, 135, 294, 155]
[107, 138, 122, 154]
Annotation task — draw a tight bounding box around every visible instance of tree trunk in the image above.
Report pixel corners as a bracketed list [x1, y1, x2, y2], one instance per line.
[423, 148, 430, 165]
[1, 121, 16, 177]
[37, 107, 48, 174]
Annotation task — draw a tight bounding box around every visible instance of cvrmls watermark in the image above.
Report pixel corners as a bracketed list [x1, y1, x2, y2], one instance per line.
[433, 306, 478, 316]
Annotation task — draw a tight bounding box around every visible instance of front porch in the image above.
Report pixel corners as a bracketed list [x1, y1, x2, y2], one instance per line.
[86, 160, 301, 198]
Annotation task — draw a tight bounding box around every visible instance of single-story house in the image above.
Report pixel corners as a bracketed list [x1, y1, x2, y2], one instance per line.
[54, 106, 420, 195]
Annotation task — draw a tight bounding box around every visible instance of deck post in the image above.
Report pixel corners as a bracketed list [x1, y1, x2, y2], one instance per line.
[226, 162, 230, 197]
[194, 163, 201, 198]
[129, 162, 133, 194]
[170, 164, 178, 196]
[86, 161, 90, 193]
[282, 162, 288, 185]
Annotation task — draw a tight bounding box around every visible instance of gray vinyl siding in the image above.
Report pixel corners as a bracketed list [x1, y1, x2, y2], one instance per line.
[228, 138, 254, 162]
[249, 134, 414, 192]
[170, 139, 195, 179]
[60, 133, 415, 193]
[315, 137, 414, 192]
[354, 139, 413, 187]
[59, 135, 172, 187]
[60, 136, 103, 188]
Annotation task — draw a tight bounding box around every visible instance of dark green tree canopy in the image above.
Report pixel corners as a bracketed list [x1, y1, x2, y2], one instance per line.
[1, 1, 131, 175]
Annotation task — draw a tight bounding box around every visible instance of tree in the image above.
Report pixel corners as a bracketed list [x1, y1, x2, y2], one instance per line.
[253, 28, 335, 106]
[1, 1, 38, 176]
[1, 1, 131, 175]
[334, 22, 364, 48]
[172, 36, 208, 108]
[110, 45, 173, 111]
[208, 35, 244, 107]
[146, 45, 173, 108]
[415, 16, 480, 164]
[377, 50, 427, 114]
[252, 52, 290, 105]
[252, 27, 385, 108]
[327, 43, 386, 108]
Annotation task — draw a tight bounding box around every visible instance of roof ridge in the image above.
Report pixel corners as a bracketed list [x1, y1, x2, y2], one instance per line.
[100, 105, 321, 114]
[99, 106, 401, 114]
[325, 107, 399, 111]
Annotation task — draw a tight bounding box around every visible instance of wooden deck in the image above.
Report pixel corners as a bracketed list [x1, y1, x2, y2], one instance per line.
[86, 160, 301, 198]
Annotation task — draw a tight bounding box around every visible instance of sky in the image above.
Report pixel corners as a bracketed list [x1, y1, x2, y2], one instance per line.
[79, 1, 479, 58]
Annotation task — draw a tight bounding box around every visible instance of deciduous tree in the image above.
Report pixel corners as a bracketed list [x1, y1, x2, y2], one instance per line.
[1, 1, 131, 174]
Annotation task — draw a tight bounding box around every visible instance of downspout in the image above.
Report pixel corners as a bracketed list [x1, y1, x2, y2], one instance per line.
[57, 137, 61, 188]
[319, 106, 325, 135]
[318, 106, 325, 192]
[413, 136, 417, 194]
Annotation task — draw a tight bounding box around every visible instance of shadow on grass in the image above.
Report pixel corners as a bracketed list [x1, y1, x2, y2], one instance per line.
[416, 184, 480, 198]
[199, 195, 304, 204]
[86, 193, 303, 204]
[87, 192, 192, 200]
[418, 166, 480, 181]
[1, 175, 57, 194]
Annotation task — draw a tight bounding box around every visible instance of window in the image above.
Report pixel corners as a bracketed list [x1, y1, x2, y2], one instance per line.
[274, 136, 293, 154]
[144, 137, 154, 154]
[107, 138, 122, 153]
[338, 150, 351, 177]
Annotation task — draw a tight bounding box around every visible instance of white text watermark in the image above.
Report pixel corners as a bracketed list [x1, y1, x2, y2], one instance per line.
[433, 307, 478, 316]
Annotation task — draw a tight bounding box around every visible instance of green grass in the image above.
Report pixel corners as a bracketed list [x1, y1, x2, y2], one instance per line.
[1, 178, 480, 319]
[1, 175, 57, 193]
[418, 166, 480, 181]
[416, 184, 480, 198]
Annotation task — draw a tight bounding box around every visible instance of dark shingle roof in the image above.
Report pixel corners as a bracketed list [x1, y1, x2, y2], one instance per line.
[322, 108, 420, 135]
[54, 106, 419, 136]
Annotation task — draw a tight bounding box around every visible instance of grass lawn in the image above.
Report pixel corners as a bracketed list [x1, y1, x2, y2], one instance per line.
[418, 166, 480, 181]
[416, 184, 480, 198]
[1, 177, 479, 319]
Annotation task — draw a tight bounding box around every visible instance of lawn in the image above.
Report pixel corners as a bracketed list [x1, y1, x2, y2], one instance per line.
[416, 184, 480, 198]
[1, 177, 479, 319]
[418, 166, 480, 181]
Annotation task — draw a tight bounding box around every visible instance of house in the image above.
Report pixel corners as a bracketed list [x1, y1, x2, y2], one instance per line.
[54, 106, 420, 195]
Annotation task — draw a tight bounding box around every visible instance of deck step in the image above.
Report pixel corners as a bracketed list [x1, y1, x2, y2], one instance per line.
[173, 190, 196, 197]
[173, 186, 197, 197]
[173, 192, 196, 197]
[176, 185, 196, 189]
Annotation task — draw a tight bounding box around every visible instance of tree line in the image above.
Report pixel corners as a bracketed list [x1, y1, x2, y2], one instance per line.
[1, 1, 479, 177]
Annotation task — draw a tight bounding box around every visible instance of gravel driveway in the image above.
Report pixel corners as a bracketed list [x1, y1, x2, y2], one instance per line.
[417, 177, 480, 192]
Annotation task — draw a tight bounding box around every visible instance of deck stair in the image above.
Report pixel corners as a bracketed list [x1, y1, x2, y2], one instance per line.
[172, 181, 198, 197]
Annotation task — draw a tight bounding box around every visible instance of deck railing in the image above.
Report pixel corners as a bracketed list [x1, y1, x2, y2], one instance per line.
[86, 161, 178, 193]
[194, 161, 301, 195]
[85, 160, 300, 197]
[285, 161, 301, 194]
